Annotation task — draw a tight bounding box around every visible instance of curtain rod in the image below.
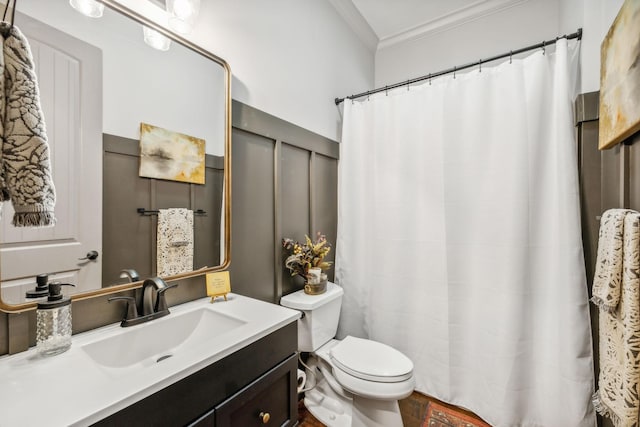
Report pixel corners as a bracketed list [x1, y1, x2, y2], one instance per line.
[335, 28, 582, 106]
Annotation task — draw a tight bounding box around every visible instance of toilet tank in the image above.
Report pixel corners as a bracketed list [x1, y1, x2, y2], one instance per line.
[280, 282, 344, 352]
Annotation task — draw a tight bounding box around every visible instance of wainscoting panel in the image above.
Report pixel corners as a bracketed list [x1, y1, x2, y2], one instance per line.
[230, 128, 277, 302]
[576, 91, 640, 427]
[313, 153, 338, 278]
[280, 143, 312, 297]
[231, 101, 339, 302]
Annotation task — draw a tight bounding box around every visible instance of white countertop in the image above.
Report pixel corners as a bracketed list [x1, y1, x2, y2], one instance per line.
[0, 294, 300, 426]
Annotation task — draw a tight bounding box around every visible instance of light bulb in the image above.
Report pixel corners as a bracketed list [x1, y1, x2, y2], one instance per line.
[69, 0, 104, 18]
[173, 0, 196, 19]
[167, 0, 200, 34]
[143, 26, 171, 51]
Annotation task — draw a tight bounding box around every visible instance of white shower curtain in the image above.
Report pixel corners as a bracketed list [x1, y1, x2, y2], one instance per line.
[336, 39, 595, 426]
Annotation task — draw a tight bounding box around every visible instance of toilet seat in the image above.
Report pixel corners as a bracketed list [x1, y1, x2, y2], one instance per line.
[314, 340, 416, 401]
[330, 336, 414, 383]
[332, 362, 415, 401]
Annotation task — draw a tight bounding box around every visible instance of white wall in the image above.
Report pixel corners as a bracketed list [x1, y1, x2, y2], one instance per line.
[560, 0, 625, 93]
[375, 0, 626, 96]
[116, 0, 375, 142]
[375, 0, 560, 88]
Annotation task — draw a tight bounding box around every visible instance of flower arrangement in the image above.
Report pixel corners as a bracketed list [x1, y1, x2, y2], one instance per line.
[282, 232, 332, 280]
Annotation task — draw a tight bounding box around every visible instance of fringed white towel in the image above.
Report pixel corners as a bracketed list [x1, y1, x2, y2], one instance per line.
[592, 209, 640, 427]
[0, 22, 56, 227]
[157, 208, 194, 277]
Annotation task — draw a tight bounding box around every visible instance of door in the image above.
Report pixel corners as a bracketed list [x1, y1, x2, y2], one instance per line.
[0, 13, 102, 303]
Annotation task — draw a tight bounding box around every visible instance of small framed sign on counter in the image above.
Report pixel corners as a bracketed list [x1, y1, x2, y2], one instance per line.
[206, 271, 231, 302]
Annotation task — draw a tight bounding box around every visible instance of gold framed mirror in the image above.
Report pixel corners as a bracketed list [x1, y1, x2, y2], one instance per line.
[0, 0, 231, 313]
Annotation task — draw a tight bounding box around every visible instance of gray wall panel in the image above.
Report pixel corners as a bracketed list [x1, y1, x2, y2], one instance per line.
[578, 121, 602, 285]
[600, 143, 626, 210]
[231, 128, 276, 302]
[194, 168, 223, 270]
[280, 143, 310, 241]
[0, 314, 7, 354]
[314, 154, 338, 282]
[629, 134, 640, 211]
[576, 92, 640, 427]
[231, 101, 339, 302]
[103, 143, 154, 284]
[280, 144, 311, 296]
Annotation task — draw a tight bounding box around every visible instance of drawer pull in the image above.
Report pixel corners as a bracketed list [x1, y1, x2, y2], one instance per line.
[259, 411, 271, 424]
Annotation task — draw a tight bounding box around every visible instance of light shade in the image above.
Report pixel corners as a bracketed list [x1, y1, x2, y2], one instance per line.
[166, 0, 200, 34]
[69, 0, 104, 18]
[143, 26, 171, 51]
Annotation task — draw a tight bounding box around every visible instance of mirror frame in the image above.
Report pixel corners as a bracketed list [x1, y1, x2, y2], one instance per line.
[0, 0, 232, 313]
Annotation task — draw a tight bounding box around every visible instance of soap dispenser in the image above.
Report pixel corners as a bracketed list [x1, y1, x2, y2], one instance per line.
[25, 273, 50, 298]
[36, 282, 75, 356]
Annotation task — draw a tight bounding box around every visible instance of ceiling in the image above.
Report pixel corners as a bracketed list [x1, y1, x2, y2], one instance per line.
[328, 0, 527, 51]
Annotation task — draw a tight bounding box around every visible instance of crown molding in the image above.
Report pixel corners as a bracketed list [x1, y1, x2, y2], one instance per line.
[378, 0, 529, 50]
[326, 0, 379, 53]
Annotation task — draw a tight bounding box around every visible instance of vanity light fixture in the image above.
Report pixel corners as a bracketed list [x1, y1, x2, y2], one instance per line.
[166, 0, 200, 34]
[69, 0, 104, 18]
[143, 26, 171, 51]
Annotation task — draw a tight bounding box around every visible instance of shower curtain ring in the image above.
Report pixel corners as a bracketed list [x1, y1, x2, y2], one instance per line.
[454, 66, 456, 79]
[428, 73, 432, 85]
[479, 60, 482, 73]
[407, 79, 410, 91]
[385, 85, 388, 96]
[542, 41, 546, 55]
[510, 50, 513, 64]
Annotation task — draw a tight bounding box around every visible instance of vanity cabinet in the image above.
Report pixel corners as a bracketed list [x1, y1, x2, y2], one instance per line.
[92, 321, 297, 426]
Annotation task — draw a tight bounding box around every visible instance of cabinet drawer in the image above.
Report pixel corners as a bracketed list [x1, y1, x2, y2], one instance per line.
[215, 353, 298, 427]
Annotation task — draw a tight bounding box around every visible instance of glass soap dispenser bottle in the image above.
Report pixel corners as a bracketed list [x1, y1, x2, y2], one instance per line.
[36, 282, 75, 356]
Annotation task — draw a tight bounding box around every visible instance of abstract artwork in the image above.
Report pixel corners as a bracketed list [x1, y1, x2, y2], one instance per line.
[139, 122, 205, 184]
[599, 0, 640, 150]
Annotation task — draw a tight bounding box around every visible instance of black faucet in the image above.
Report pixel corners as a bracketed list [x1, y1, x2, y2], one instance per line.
[140, 277, 167, 316]
[109, 277, 178, 327]
[119, 268, 140, 282]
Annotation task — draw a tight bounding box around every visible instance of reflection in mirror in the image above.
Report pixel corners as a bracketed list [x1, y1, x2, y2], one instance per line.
[0, 0, 229, 308]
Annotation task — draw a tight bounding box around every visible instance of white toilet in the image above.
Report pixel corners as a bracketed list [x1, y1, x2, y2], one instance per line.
[280, 281, 415, 427]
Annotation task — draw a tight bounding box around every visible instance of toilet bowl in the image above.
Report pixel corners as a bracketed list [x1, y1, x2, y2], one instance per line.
[280, 282, 415, 427]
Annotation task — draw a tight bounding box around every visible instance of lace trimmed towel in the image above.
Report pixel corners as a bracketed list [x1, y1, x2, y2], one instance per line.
[592, 209, 632, 312]
[592, 209, 640, 427]
[0, 22, 56, 227]
[157, 208, 194, 277]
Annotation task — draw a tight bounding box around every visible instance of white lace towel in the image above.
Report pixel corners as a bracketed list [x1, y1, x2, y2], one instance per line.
[592, 209, 632, 311]
[593, 210, 640, 427]
[157, 208, 193, 276]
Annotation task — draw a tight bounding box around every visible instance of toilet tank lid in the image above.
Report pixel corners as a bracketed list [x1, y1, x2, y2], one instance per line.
[280, 281, 343, 310]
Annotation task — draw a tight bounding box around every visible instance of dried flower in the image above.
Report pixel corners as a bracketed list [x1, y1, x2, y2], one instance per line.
[282, 232, 332, 279]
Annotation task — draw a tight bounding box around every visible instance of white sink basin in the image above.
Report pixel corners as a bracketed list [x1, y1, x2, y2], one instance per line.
[81, 308, 246, 370]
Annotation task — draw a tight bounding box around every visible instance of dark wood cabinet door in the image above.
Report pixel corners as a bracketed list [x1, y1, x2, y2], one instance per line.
[215, 354, 298, 427]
